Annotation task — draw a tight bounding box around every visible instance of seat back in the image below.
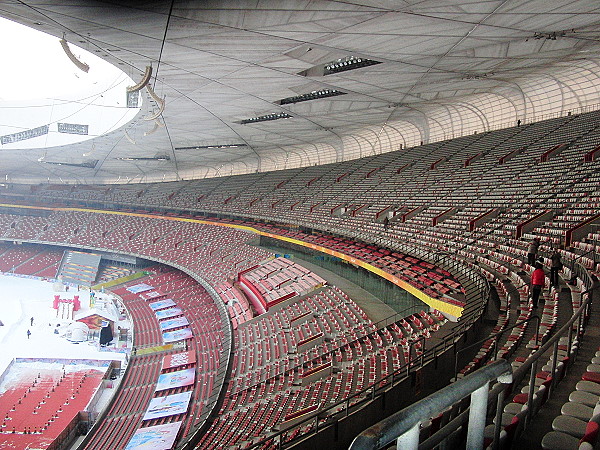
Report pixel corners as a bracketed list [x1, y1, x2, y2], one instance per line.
[513, 407, 529, 443]
[539, 378, 553, 405]
[532, 386, 546, 415]
[501, 416, 520, 449]
[579, 421, 599, 446]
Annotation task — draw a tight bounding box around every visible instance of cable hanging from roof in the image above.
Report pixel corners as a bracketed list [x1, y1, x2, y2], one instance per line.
[124, 130, 136, 145]
[144, 119, 163, 136]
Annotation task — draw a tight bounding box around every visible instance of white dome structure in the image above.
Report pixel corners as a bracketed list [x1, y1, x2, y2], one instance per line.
[66, 321, 88, 343]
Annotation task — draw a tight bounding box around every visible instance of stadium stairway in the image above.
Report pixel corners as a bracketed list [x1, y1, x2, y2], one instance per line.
[516, 283, 600, 447]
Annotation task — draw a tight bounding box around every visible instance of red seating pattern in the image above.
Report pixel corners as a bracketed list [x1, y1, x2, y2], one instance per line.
[238, 257, 326, 312]
[0, 242, 62, 277]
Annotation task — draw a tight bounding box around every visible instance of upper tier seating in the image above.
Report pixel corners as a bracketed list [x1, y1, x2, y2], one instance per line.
[26, 110, 600, 256]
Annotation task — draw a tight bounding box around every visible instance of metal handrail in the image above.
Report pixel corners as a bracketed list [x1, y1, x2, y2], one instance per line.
[482, 280, 596, 444]
[349, 283, 595, 450]
[504, 285, 594, 394]
[348, 359, 512, 450]
[568, 248, 599, 278]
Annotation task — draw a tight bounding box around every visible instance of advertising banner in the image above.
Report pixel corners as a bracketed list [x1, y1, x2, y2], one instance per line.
[162, 328, 192, 343]
[140, 290, 162, 300]
[149, 299, 176, 311]
[155, 368, 195, 392]
[124, 422, 182, 450]
[159, 316, 189, 331]
[162, 350, 196, 370]
[143, 392, 192, 420]
[126, 283, 153, 294]
[155, 308, 183, 320]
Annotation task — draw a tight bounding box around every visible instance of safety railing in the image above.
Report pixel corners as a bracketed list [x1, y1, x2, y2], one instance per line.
[348, 359, 513, 450]
[495, 282, 595, 424]
[567, 248, 599, 284]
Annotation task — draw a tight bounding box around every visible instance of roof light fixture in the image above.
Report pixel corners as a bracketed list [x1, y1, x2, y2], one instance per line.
[324, 56, 380, 75]
[278, 89, 346, 105]
[116, 155, 170, 161]
[240, 113, 292, 124]
[175, 144, 247, 150]
[40, 159, 98, 168]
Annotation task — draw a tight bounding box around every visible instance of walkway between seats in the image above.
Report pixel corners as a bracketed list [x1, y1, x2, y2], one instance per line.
[281, 254, 397, 323]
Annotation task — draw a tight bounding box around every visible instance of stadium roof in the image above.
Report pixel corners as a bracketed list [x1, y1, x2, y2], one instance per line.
[1, 0, 600, 184]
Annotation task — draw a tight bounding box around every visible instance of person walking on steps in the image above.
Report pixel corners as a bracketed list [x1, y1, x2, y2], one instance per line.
[550, 247, 563, 287]
[531, 262, 545, 309]
[527, 237, 540, 266]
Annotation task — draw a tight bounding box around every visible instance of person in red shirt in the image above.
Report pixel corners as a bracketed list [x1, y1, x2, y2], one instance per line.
[531, 262, 545, 308]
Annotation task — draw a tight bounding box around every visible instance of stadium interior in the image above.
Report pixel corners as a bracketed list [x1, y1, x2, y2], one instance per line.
[0, 1, 600, 449]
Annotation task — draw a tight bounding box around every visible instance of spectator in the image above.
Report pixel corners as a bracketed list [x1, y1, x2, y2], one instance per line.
[550, 247, 563, 287]
[527, 237, 540, 266]
[531, 262, 545, 308]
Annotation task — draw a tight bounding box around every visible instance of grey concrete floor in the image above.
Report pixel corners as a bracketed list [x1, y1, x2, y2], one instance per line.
[287, 254, 397, 323]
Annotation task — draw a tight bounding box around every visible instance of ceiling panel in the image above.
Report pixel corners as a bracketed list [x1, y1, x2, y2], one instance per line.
[1, 0, 599, 183]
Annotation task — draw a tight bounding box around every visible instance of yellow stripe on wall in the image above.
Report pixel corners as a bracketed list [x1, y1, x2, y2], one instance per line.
[0, 203, 464, 318]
